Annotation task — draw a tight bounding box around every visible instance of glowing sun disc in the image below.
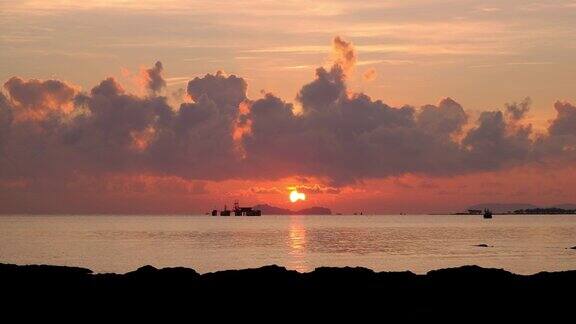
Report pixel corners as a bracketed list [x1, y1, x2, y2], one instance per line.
[289, 190, 306, 203]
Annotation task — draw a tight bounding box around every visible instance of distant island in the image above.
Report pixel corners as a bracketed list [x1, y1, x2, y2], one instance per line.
[512, 208, 576, 215]
[461, 203, 576, 215]
[253, 204, 332, 215]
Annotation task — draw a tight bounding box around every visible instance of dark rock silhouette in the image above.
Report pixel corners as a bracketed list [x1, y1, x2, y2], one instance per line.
[474, 244, 491, 247]
[1, 262, 574, 319]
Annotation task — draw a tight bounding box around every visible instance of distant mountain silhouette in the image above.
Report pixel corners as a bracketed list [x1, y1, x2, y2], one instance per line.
[468, 203, 576, 213]
[253, 204, 292, 215]
[554, 203, 576, 210]
[468, 203, 538, 213]
[296, 206, 332, 215]
[253, 204, 332, 215]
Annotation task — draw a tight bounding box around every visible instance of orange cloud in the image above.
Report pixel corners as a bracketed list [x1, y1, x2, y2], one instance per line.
[2, 46, 576, 214]
[137, 61, 166, 95]
[363, 68, 377, 82]
[332, 36, 356, 76]
[130, 126, 156, 152]
[250, 186, 282, 194]
[289, 184, 340, 194]
[232, 100, 253, 158]
[3, 76, 77, 121]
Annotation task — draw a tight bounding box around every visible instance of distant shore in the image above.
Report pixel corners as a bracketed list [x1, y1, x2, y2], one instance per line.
[2, 262, 575, 317]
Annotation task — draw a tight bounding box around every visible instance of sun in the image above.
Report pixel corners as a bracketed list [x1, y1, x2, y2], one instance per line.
[289, 190, 306, 203]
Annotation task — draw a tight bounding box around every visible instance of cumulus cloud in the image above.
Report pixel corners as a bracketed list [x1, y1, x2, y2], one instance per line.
[141, 61, 166, 95]
[3, 77, 76, 110]
[0, 41, 575, 196]
[187, 70, 247, 110]
[505, 97, 531, 121]
[417, 98, 468, 137]
[296, 65, 346, 113]
[332, 36, 356, 76]
[462, 110, 533, 171]
[3, 76, 76, 120]
[537, 101, 576, 160]
[549, 101, 576, 136]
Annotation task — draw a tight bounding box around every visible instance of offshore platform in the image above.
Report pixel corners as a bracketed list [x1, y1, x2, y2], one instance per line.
[211, 201, 262, 216]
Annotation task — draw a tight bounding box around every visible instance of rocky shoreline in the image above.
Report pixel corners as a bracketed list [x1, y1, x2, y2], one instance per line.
[1, 262, 574, 318]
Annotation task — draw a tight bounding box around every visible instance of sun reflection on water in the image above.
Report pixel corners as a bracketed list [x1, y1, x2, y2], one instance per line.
[287, 216, 308, 272]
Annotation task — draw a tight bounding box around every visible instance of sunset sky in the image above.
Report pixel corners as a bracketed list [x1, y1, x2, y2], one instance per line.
[1, 0, 576, 214]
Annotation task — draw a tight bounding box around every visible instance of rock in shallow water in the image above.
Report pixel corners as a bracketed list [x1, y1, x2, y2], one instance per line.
[1, 262, 576, 318]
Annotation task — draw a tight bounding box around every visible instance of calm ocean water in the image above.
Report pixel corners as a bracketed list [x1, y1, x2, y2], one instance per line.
[1, 215, 575, 274]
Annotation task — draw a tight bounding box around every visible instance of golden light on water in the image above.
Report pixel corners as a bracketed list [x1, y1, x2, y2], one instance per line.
[289, 190, 306, 203]
[288, 216, 308, 272]
[289, 220, 306, 252]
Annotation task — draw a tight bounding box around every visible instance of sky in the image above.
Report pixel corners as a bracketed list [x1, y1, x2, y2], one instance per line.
[1, 0, 576, 214]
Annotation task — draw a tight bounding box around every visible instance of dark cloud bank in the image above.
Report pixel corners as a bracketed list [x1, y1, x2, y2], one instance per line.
[1, 39, 575, 190]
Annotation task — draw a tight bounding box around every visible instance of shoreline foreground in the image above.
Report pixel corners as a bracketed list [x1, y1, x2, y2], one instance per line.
[1, 263, 575, 318]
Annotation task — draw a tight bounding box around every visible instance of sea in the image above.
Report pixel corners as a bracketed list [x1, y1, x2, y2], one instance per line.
[1, 214, 575, 274]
